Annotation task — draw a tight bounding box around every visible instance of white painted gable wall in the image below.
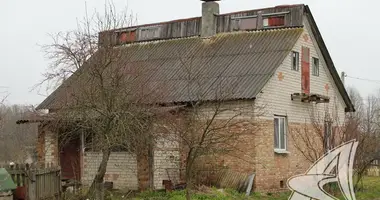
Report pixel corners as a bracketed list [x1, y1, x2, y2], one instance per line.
[255, 19, 347, 125]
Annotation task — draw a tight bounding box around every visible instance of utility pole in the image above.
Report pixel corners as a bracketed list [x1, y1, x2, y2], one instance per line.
[341, 71, 346, 86]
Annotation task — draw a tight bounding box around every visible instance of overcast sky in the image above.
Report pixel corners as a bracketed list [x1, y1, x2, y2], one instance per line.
[1, 0, 379, 106]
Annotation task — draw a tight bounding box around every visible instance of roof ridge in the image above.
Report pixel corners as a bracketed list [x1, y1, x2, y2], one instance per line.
[115, 27, 304, 48]
[109, 4, 305, 33]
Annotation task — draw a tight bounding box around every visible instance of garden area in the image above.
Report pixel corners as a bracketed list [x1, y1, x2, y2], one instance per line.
[67, 176, 380, 200]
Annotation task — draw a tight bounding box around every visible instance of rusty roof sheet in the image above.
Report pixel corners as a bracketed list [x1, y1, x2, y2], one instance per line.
[37, 28, 303, 110]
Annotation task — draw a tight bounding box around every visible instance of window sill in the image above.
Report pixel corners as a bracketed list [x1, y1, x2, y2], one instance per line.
[274, 149, 290, 154]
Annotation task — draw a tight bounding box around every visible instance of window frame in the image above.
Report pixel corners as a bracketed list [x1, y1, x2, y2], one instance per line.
[274, 116, 287, 151]
[262, 15, 286, 28]
[291, 51, 299, 71]
[312, 57, 320, 76]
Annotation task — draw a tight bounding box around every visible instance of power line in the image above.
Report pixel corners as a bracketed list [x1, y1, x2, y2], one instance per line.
[345, 75, 380, 84]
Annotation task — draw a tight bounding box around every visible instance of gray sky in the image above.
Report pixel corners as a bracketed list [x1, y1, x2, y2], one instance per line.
[1, 0, 379, 106]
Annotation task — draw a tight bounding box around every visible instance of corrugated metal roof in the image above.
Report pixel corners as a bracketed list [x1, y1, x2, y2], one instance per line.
[37, 28, 303, 110]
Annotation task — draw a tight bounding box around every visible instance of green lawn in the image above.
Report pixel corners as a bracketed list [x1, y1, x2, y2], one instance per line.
[106, 176, 380, 200]
[355, 176, 380, 200]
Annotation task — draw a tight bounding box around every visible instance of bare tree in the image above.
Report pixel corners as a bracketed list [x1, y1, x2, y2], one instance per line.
[289, 87, 380, 191]
[162, 102, 262, 200]
[38, 2, 135, 93]
[0, 104, 37, 163]
[155, 54, 265, 200]
[289, 101, 344, 164]
[346, 88, 380, 190]
[39, 3, 160, 199]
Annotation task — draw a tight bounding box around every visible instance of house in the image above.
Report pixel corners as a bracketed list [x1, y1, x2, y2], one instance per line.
[18, 1, 354, 191]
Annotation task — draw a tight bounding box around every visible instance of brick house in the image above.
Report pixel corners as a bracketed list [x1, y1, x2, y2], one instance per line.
[19, 1, 354, 191]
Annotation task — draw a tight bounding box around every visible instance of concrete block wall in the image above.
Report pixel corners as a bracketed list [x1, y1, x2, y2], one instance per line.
[153, 137, 180, 189]
[83, 152, 138, 190]
[43, 129, 59, 166]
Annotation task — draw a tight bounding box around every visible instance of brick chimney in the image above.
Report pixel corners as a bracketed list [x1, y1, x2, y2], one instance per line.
[201, 0, 220, 38]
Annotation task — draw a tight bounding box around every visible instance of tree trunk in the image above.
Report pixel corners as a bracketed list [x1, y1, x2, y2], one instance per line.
[185, 150, 194, 200]
[88, 148, 111, 199]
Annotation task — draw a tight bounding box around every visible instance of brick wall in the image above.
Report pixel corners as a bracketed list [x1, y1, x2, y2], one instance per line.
[37, 125, 59, 166]
[83, 152, 138, 190]
[219, 119, 317, 191]
[35, 114, 322, 192]
[36, 124, 46, 165]
[153, 137, 180, 189]
[44, 129, 58, 165]
[177, 118, 318, 192]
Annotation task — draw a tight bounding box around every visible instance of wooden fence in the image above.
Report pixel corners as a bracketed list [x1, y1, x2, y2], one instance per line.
[367, 164, 380, 177]
[0, 163, 61, 200]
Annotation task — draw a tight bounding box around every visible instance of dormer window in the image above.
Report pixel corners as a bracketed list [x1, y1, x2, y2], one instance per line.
[263, 15, 285, 28]
[240, 18, 258, 30]
[138, 26, 162, 41]
[232, 16, 258, 31]
[117, 30, 136, 44]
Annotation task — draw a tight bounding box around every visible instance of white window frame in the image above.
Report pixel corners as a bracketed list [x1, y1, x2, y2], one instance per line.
[291, 51, 299, 71]
[274, 116, 288, 152]
[312, 57, 319, 76]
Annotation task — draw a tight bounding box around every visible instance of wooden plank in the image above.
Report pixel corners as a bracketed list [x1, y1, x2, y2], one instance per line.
[16, 164, 20, 187]
[27, 170, 36, 200]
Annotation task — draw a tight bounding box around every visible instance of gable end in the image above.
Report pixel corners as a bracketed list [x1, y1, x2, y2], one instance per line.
[304, 6, 354, 112]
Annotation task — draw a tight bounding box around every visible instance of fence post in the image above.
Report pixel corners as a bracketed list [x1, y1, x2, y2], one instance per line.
[27, 165, 36, 200]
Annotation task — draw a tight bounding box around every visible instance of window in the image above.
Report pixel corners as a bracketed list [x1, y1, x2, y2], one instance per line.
[138, 26, 162, 41]
[232, 17, 257, 31]
[117, 30, 136, 44]
[291, 51, 299, 71]
[274, 116, 287, 150]
[263, 16, 285, 27]
[312, 57, 319, 76]
[240, 18, 257, 30]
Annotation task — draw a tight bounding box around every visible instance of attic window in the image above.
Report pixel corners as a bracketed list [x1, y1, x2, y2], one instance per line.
[239, 18, 257, 30]
[263, 15, 285, 28]
[138, 26, 162, 41]
[291, 51, 299, 71]
[231, 16, 257, 31]
[312, 57, 319, 76]
[117, 30, 136, 44]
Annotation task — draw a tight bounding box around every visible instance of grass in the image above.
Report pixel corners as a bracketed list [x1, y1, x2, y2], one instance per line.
[132, 188, 291, 200]
[67, 176, 380, 200]
[354, 176, 380, 200]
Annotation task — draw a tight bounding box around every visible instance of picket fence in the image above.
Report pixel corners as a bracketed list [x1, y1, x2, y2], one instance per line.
[0, 163, 61, 200]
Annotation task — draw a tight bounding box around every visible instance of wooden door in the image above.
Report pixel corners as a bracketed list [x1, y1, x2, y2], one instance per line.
[60, 138, 81, 181]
